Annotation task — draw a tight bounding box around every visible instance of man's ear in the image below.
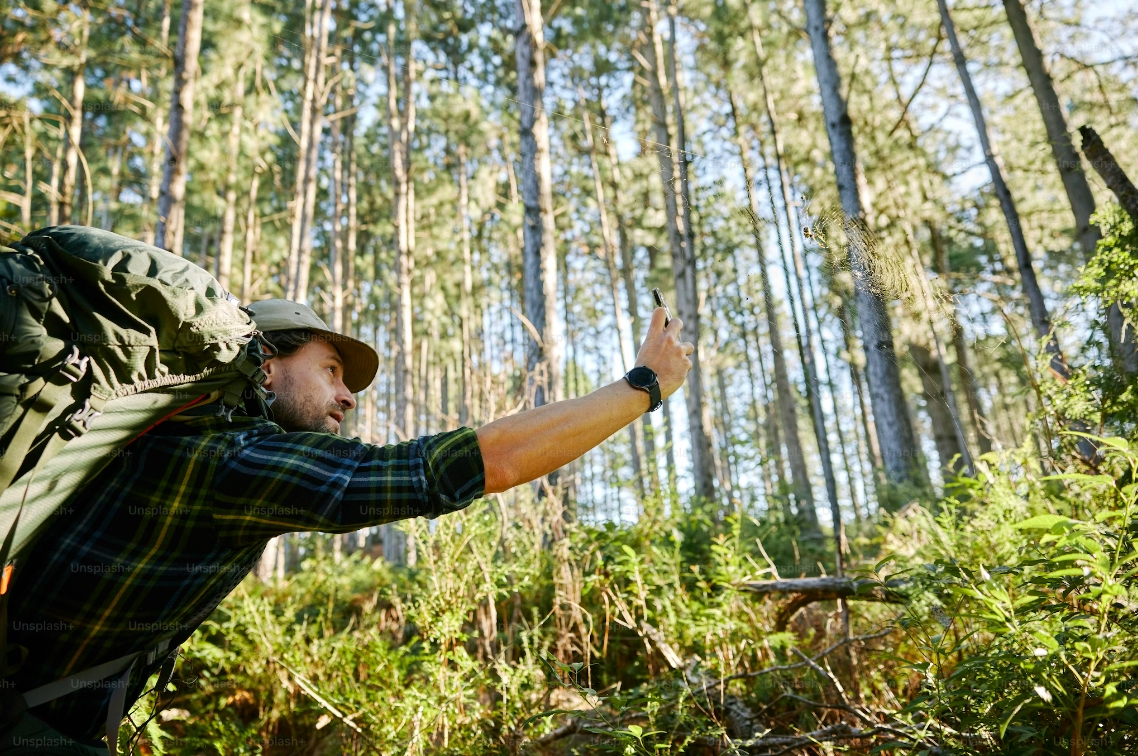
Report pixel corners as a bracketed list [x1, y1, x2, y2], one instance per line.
[261, 356, 278, 390]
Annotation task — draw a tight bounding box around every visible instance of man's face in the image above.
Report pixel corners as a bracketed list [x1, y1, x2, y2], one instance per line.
[262, 337, 356, 434]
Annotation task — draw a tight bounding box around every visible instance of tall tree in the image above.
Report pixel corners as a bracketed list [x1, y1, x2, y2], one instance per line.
[726, 86, 819, 533]
[57, 3, 89, 225]
[937, 0, 1065, 379]
[216, 64, 245, 292]
[636, 0, 715, 503]
[141, 0, 172, 245]
[155, 0, 205, 255]
[515, 0, 562, 408]
[288, 0, 333, 302]
[1002, 0, 1138, 376]
[388, 0, 417, 440]
[804, 0, 925, 493]
[581, 91, 646, 498]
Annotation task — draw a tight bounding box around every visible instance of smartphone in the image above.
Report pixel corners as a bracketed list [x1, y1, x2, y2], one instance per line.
[651, 287, 672, 327]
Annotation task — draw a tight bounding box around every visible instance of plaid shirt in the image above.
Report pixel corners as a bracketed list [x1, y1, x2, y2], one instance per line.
[6, 413, 484, 742]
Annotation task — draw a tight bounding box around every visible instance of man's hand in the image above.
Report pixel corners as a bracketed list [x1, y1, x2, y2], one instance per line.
[475, 305, 697, 494]
[634, 306, 695, 399]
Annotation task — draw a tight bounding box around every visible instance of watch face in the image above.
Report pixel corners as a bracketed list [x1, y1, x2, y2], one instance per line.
[627, 366, 657, 388]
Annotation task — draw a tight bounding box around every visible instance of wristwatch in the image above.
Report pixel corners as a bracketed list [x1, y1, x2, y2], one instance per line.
[624, 366, 662, 412]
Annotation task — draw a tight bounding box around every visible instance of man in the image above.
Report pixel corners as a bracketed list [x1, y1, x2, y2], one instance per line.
[0, 298, 693, 754]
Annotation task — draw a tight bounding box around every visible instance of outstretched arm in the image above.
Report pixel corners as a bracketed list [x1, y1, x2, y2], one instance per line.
[475, 307, 693, 494]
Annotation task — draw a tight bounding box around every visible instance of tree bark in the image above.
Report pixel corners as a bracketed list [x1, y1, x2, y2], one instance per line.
[241, 166, 260, 303]
[457, 142, 475, 426]
[515, 0, 562, 409]
[58, 5, 89, 226]
[581, 94, 646, 499]
[217, 66, 245, 291]
[637, 0, 714, 503]
[1080, 126, 1138, 221]
[21, 111, 33, 231]
[142, 0, 173, 246]
[805, 0, 925, 495]
[388, 0, 416, 443]
[599, 98, 659, 496]
[290, 0, 333, 302]
[909, 342, 965, 476]
[156, 0, 205, 255]
[725, 86, 819, 534]
[938, 0, 1066, 379]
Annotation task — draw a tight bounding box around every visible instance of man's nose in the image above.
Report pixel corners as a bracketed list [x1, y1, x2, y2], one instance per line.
[336, 380, 357, 411]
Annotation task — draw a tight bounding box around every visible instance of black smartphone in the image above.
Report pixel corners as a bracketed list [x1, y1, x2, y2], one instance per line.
[651, 287, 671, 327]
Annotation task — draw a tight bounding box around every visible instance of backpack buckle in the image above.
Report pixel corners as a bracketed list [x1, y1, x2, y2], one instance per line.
[59, 345, 89, 384]
[62, 398, 103, 438]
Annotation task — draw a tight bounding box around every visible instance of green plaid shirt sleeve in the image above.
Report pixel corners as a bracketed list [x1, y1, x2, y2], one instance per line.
[209, 422, 486, 546]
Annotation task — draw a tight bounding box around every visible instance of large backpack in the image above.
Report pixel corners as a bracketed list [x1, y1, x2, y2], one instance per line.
[0, 225, 273, 748]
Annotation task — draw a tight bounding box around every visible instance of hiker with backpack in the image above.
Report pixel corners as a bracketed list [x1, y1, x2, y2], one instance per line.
[0, 227, 693, 754]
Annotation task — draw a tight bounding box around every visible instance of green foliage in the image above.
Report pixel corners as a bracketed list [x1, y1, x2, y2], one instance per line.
[884, 439, 1138, 753]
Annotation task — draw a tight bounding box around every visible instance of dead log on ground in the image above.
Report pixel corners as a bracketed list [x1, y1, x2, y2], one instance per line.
[739, 577, 909, 630]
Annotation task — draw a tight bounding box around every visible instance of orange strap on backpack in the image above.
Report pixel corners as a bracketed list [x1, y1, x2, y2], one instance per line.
[1, 564, 12, 594]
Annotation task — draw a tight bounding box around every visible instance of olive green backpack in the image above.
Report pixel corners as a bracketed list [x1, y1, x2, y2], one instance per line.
[0, 225, 273, 749]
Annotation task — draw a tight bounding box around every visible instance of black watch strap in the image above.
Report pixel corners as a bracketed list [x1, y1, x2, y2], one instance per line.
[624, 367, 662, 412]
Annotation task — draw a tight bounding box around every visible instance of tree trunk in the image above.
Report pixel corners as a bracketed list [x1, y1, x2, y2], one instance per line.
[142, 0, 173, 246]
[805, 0, 925, 496]
[637, 0, 714, 503]
[599, 98, 659, 496]
[290, 0, 333, 302]
[47, 120, 63, 226]
[928, 224, 994, 455]
[581, 95, 645, 499]
[725, 86, 819, 533]
[938, 0, 1066, 379]
[285, 0, 318, 293]
[99, 141, 122, 231]
[909, 342, 965, 477]
[59, 6, 89, 226]
[217, 66, 245, 292]
[1080, 126, 1138, 220]
[1002, 0, 1098, 258]
[21, 110, 33, 231]
[388, 0, 416, 443]
[156, 0, 205, 255]
[747, 47, 840, 539]
[330, 69, 346, 334]
[515, 0, 562, 409]
[241, 166, 260, 303]
[457, 142, 475, 426]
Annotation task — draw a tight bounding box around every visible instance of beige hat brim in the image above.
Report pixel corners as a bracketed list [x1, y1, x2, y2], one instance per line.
[305, 329, 379, 393]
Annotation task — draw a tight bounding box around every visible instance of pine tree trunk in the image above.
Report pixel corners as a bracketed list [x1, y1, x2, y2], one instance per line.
[142, 0, 172, 246]
[47, 121, 63, 226]
[59, 7, 89, 226]
[938, 0, 1065, 379]
[805, 0, 925, 496]
[291, 0, 333, 302]
[330, 71, 346, 334]
[21, 111, 33, 231]
[581, 97, 646, 499]
[599, 99, 659, 495]
[388, 0, 416, 444]
[241, 166, 260, 303]
[637, 0, 714, 502]
[929, 223, 994, 455]
[217, 66, 245, 291]
[156, 0, 205, 255]
[726, 87, 818, 533]
[515, 0, 562, 409]
[99, 142, 122, 231]
[457, 142, 475, 426]
[909, 342, 965, 476]
[285, 0, 318, 293]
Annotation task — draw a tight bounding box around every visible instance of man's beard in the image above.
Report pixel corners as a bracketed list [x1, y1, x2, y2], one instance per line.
[268, 373, 343, 433]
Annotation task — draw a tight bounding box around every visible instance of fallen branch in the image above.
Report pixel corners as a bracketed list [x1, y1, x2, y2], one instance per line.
[739, 577, 909, 629]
